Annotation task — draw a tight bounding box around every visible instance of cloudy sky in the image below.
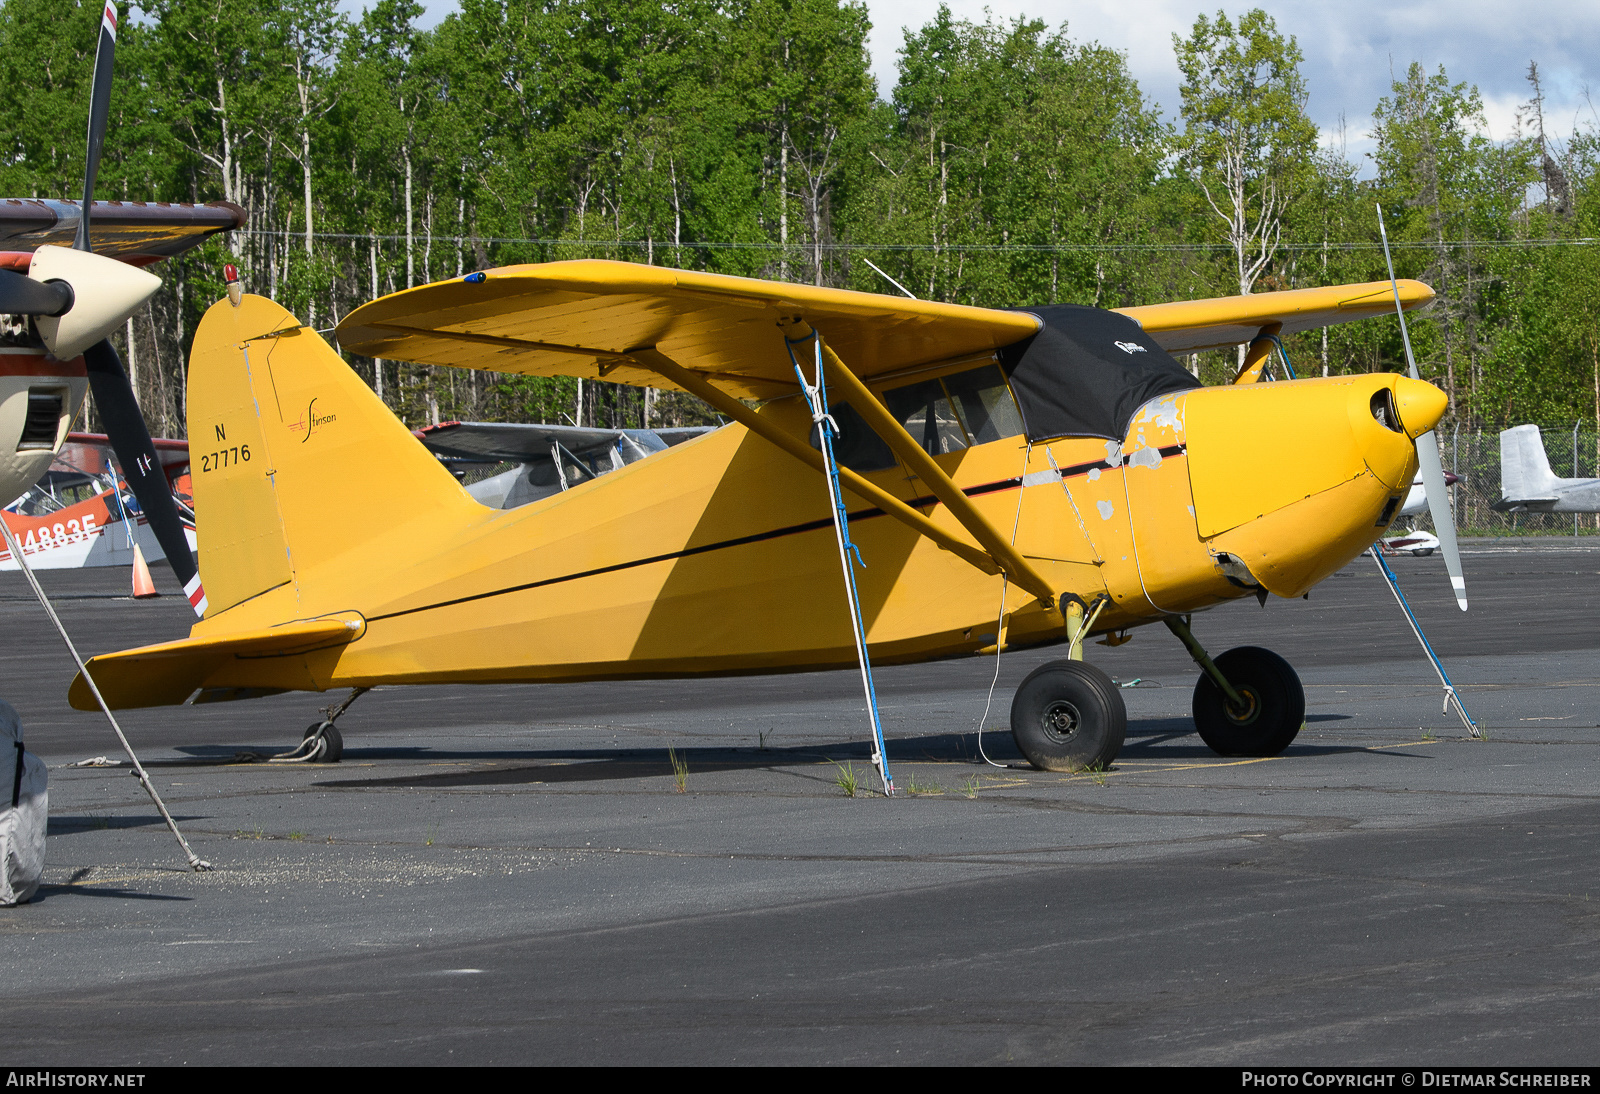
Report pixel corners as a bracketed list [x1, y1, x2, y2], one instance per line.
[403, 1, 1600, 168]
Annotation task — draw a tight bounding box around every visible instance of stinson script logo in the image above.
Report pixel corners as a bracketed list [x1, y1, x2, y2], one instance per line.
[288, 397, 337, 442]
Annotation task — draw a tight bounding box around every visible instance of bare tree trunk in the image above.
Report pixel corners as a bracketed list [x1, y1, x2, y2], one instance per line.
[370, 236, 384, 401]
[404, 142, 414, 289]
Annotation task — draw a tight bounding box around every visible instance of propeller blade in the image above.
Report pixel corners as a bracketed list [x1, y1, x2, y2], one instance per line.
[1415, 430, 1467, 610]
[0, 267, 72, 316]
[1378, 202, 1466, 611]
[74, 1, 118, 252]
[83, 339, 203, 614]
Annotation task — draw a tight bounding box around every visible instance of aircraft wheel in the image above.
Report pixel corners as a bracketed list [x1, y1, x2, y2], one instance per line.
[303, 722, 344, 763]
[1192, 647, 1303, 757]
[1415, 548, 1435, 556]
[1010, 660, 1126, 772]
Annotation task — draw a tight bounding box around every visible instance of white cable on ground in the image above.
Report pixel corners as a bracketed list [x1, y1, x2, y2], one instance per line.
[0, 519, 211, 870]
[974, 444, 1033, 769]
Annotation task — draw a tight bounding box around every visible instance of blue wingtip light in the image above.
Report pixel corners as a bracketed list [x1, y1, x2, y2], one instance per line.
[463, 271, 487, 284]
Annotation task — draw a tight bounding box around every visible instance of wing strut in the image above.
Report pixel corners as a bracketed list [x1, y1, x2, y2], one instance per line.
[805, 334, 1061, 613]
[630, 348, 1000, 576]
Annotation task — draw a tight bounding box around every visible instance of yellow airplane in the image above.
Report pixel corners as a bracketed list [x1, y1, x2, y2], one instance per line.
[68, 261, 1445, 774]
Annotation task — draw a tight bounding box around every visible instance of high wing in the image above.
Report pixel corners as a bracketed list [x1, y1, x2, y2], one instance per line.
[336, 260, 1043, 399]
[336, 261, 1436, 394]
[0, 200, 243, 267]
[1118, 279, 1435, 354]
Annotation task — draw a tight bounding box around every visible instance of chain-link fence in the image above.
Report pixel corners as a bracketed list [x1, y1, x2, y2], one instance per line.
[1404, 424, 1600, 537]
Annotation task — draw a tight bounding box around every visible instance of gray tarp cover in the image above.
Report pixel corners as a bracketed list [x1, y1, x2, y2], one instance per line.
[999, 304, 1202, 442]
[1, 699, 46, 905]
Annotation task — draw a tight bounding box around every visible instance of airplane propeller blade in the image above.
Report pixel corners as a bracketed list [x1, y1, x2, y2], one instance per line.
[74, 1, 118, 253]
[84, 339, 198, 597]
[1378, 204, 1466, 611]
[0, 267, 72, 316]
[64, 5, 203, 610]
[1415, 430, 1467, 609]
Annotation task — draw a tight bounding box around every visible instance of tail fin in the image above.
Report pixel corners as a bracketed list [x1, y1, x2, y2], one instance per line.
[1498, 424, 1559, 505]
[186, 294, 475, 618]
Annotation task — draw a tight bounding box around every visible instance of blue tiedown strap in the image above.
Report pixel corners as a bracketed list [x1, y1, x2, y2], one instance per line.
[787, 331, 894, 795]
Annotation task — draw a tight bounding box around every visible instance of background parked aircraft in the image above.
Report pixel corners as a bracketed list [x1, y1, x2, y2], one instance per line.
[2, 434, 194, 572]
[1493, 424, 1600, 513]
[416, 421, 712, 509]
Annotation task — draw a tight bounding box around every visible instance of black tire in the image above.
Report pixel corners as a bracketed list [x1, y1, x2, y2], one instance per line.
[1010, 660, 1126, 772]
[1191, 646, 1303, 757]
[1416, 548, 1435, 556]
[302, 722, 343, 763]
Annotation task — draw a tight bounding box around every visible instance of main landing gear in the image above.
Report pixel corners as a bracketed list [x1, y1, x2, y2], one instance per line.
[1164, 617, 1304, 757]
[1005, 604, 1304, 771]
[1009, 594, 1124, 772]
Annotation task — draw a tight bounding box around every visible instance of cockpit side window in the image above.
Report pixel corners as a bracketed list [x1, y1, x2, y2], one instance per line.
[943, 364, 1025, 445]
[814, 360, 1026, 472]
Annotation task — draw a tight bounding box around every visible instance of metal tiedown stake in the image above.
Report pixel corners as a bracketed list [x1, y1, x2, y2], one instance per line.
[0, 519, 210, 870]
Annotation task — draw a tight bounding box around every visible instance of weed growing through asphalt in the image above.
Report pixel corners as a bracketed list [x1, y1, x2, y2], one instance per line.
[834, 762, 860, 798]
[1421, 728, 1435, 742]
[288, 831, 305, 841]
[1081, 763, 1109, 787]
[669, 746, 689, 793]
[904, 777, 944, 796]
[962, 775, 980, 799]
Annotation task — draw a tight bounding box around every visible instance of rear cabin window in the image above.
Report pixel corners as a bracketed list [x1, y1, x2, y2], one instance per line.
[815, 363, 1025, 472]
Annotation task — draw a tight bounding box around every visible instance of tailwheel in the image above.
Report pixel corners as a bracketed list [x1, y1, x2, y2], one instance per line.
[302, 722, 344, 764]
[1010, 660, 1126, 772]
[1191, 646, 1303, 757]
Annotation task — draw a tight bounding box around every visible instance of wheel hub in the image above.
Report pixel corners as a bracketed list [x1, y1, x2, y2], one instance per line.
[1041, 699, 1081, 743]
[1224, 685, 1260, 725]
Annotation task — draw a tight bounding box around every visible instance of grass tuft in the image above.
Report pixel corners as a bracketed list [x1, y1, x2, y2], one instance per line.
[669, 746, 689, 793]
[962, 775, 980, 799]
[834, 761, 860, 798]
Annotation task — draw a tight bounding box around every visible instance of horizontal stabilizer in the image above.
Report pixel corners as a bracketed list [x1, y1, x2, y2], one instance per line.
[68, 617, 362, 711]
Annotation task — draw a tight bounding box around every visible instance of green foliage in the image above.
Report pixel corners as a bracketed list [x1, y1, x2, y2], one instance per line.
[3, 0, 1595, 434]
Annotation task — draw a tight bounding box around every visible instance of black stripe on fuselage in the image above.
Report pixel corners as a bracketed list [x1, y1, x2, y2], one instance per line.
[368, 443, 1186, 623]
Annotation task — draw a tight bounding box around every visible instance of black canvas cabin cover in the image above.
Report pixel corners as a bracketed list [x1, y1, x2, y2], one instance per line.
[998, 304, 1202, 442]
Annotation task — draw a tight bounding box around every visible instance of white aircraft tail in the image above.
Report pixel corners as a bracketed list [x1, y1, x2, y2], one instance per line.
[1499, 424, 1559, 504]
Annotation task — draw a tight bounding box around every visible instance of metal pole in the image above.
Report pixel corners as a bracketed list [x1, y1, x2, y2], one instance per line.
[1575, 423, 1581, 537]
[0, 518, 211, 869]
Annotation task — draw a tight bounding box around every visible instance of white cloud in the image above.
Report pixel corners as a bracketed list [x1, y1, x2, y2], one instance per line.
[379, 0, 1600, 160]
[863, 0, 1600, 158]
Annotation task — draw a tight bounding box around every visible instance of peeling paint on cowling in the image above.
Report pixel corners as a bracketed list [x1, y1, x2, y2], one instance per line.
[1097, 500, 1115, 520]
[1087, 467, 1102, 482]
[1104, 441, 1123, 467]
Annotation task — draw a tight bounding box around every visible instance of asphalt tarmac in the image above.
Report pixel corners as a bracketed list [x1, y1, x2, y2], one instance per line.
[2, 539, 1598, 1065]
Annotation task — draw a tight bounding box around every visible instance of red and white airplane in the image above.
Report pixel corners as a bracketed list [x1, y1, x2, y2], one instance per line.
[1, 432, 194, 572]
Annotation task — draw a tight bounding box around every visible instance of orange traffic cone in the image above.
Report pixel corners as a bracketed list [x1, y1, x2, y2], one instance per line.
[131, 544, 159, 599]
